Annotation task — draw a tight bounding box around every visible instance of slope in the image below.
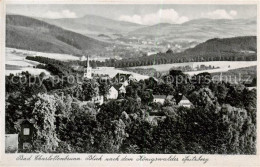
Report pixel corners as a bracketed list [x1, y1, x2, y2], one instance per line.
[6, 14, 110, 56]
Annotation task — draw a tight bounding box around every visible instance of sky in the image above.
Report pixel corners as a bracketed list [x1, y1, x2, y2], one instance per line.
[7, 4, 257, 25]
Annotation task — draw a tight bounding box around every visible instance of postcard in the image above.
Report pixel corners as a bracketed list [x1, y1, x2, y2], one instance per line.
[0, 0, 259, 166]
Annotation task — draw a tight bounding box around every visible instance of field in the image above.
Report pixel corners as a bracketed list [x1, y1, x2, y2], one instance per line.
[5, 48, 110, 76]
[129, 61, 257, 75]
[6, 47, 257, 80]
[5, 48, 149, 79]
[6, 48, 50, 75]
[211, 65, 257, 84]
[93, 67, 149, 81]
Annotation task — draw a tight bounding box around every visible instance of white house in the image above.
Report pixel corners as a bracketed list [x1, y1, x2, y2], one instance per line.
[153, 95, 167, 104]
[178, 96, 192, 108]
[119, 85, 126, 94]
[107, 86, 118, 100]
[92, 95, 104, 105]
[153, 95, 175, 104]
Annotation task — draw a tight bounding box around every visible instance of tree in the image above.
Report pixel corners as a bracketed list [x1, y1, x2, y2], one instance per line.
[242, 88, 256, 111]
[220, 104, 256, 154]
[157, 83, 175, 96]
[166, 49, 173, 54]
[31, 94, 60, 152]
[139, 91, 153, 105]
[153, 116, 185, 153]
[225, 84, 245, 108]
[126, 86, 136, 98]
[82, 79, 99, 101]
[122, 117, 154, 153]
[168, 70, 190, 101]
[98, 80, 110, 96]
[58, 101, 99, 153]
[188, 88, 218, 109]
[210, 82, 228, 104]
[39, 72, 46, 79]
[191, 72, 212, 90]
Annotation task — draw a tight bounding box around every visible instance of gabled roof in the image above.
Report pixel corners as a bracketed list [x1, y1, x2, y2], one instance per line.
[178, 96, 192, 105]
[113, 73, 133, 82]
[181, 95, 189, 101]
[15, 119, 35, 125]
[153, 95, 167, 99]
[166, 95, 174, 100]
[109, 86, 118, 92]
[111, 84, 124, 91]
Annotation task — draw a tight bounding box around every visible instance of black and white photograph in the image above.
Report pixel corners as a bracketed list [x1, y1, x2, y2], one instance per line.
[3, 1, 258, 158]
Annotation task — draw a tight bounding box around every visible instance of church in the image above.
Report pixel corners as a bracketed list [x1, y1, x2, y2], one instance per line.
[83, 55, 92, 79]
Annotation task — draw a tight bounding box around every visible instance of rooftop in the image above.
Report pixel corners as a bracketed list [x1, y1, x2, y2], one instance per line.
[181, 95, 189, 101]
[112, 84, 124, 91]
[153, 95, 167, 99]
[113, 73, 133, 82]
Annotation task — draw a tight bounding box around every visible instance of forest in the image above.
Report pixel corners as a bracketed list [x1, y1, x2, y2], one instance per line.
[5, 67, 256, 154]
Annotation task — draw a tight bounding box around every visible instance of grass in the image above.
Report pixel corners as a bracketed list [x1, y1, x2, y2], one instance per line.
[211, 66, 257, 83]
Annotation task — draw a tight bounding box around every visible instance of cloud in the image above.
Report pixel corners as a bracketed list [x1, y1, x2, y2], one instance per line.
[44, 10, 77, 19]
[202, 9, 238, 19]
[118, 9, 189, 25]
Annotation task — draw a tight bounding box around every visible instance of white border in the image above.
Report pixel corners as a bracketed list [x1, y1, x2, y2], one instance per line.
[0, 0, 260, 167]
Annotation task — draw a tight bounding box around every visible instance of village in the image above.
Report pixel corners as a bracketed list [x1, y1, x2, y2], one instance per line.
[5, 50, 257, 154]
[5, 55, 193, 152]
[81, 55, 192, 108]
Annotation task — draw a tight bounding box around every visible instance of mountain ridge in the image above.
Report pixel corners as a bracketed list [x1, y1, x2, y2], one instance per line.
[128, 17, 256, 43]
[40, 14, 144, 36]
[6, 14, 110, 56]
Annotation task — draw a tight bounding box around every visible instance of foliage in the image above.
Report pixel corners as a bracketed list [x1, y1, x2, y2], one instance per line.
[31, 94, 60, 152]
[5, 68, 257, 154]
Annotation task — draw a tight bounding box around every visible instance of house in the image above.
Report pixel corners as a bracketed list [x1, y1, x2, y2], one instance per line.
[166, 95, 174, 101]
[146, 116, 167, 126]
[112, 84, 126, 94]
[153, 95, 167, 104]
[15, 119, 35, 150]
[107, 86, 118, 100]
[178, 96, 192, 108]
[113, 73, 135, 86]
[115, 84, 126, 94]
[92, 95, 104, 105]
[153, 95, 175, 104]
[119, 85, 126, 94]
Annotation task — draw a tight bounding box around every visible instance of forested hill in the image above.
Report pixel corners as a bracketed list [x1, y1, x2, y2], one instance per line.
[184, 36, 256, 56]
[6, 15, 110, 56]
[112, 36, 257, 68]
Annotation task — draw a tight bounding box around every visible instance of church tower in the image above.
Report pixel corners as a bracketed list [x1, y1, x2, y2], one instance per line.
[83, 55, 92, 79]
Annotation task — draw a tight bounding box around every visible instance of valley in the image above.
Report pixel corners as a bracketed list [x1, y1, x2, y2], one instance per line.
[6, 14, 257, 61]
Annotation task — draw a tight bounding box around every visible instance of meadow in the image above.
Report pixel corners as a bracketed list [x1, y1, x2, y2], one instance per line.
[129, 61, 257, 75]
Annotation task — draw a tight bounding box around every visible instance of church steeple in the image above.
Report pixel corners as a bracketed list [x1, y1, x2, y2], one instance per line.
[86, 55, 90, 68]
[83, 55, 92, 79]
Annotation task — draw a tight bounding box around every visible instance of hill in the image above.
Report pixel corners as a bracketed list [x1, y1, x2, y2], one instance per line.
[40, 15, 143, 36]
[184, 36, 257, 56]
[111, 36, 257, 68]
[6, 15, 110, 56]
[128, 18, 256, 43]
